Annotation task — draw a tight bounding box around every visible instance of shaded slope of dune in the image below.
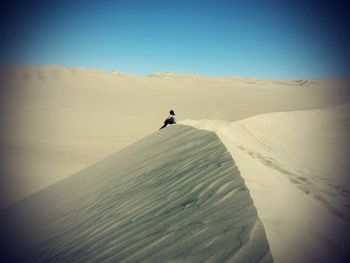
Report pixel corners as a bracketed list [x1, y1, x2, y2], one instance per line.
[0, 125, 272, 262]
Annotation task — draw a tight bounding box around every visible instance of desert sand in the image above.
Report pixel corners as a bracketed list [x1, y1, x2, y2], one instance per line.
[182, 104, 350, 262]
[0, 65, 349, 262]
[1, 65, 349, 208]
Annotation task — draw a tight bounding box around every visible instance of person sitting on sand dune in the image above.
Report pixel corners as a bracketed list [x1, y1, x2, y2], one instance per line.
[159, 110, 176, 130]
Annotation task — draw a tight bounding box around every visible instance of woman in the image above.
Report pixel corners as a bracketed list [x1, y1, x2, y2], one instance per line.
[159, 110, 176, 130]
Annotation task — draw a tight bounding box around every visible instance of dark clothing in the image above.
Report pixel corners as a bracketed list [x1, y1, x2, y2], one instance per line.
[159, 117, 175, 130]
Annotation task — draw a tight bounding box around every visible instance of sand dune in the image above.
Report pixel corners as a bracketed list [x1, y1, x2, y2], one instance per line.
[181, 104, 350, 262]
[1, 64, 349, 261]
[0, 125, 272, 262]
[1, 65, 349, 207]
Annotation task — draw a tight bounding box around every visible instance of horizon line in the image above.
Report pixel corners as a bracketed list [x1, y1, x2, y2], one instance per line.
[1, 63, 350, 81]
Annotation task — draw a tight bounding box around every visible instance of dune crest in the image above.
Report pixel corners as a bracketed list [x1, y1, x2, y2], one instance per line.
[0, 125, 272, 262]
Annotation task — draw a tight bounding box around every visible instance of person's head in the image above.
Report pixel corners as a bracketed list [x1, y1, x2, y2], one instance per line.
[170, 110, 175, 115]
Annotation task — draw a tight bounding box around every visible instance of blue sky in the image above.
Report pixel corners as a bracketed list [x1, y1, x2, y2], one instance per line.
[1, 0, 349, 78]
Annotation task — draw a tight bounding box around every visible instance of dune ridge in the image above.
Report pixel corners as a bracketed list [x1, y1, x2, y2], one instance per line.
[0, 125, 272, 262]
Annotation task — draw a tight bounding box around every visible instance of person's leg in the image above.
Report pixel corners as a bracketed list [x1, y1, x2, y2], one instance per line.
[159, 119, 171, 130]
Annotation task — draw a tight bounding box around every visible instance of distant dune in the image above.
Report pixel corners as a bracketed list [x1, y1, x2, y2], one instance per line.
[0, 125, 272, 262]
[1, 65, 349, 207]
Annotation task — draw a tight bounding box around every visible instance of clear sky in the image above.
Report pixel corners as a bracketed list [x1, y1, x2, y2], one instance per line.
[0, 0, 349, 79]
